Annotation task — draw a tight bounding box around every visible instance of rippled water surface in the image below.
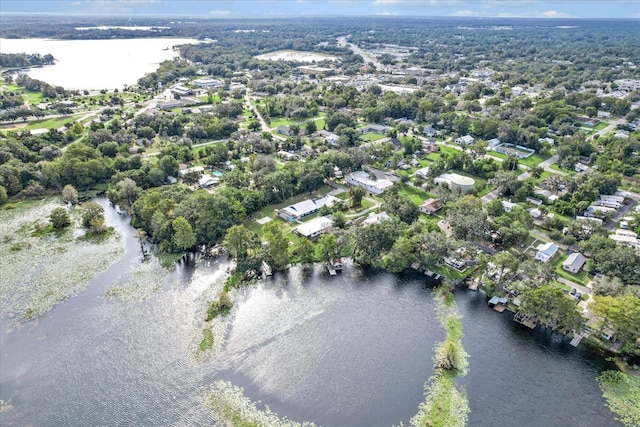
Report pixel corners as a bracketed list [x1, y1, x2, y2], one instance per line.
[0, 203, 620, 426]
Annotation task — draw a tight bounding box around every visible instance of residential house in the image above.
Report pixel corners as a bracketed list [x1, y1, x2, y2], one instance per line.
[455, 135, 475, 146]
[359, 123, 391, 135]
[363, 211, 391, 225]
[419, 198, 443, 215]
[277, 125, 291, 136]
[279, 196, 338, 221]
[502, 200, 518, 213]
[563, 252, 587, 274]
[488, 138, 501, 148]
[597, 110, 611, 119]
[198, 174, 219, 188]
[294, 215, 333, 238]
[318, 130, 340, 146]
[423, 124, 437, 137]
[345, 171, 394, 195]
[178, 166, 205, 178]
[535, 242, 559, 263]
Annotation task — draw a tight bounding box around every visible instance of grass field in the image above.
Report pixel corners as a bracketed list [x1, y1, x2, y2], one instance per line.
[1, 82, 46, 104]
[519, 153, 550, 167]
[22, 114, 83, 131]
[360, 132, 387, 142]
[398, 183, 432, 205]
[593, 121, 609, 131]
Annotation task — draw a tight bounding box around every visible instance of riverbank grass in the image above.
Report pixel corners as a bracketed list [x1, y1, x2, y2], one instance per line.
[411, 288, 470, 427]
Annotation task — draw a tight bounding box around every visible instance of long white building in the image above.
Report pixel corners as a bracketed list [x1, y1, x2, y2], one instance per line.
[345, 171, 394, 195]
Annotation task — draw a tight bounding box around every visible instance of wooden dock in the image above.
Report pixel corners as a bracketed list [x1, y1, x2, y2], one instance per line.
[468, 278, 479, 291]
[570, 333, 586, 347]
[514, 311, 536, 329]
[327, 263, 337, 275]
[261, 261, 272, 277]
[411, 262, 421, 271]
[493, 304, 507, 313]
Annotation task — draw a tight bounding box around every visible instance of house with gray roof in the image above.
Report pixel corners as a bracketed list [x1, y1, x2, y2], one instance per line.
[562, 252, 587, 274]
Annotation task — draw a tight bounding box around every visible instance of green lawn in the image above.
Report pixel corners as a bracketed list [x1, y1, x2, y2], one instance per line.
[519, 153, 550, 167]
[487, 150, 507, 160]
[22, 114, 83, 131]
[551, 253, 589, 286]
[269, 117, 296, 128]
[1, 83, 46, 104]
[398, 183, 432, 205]
[430, 263, 474, 281]
[360, 132, 387, 142]
[593, 121, 609, 131]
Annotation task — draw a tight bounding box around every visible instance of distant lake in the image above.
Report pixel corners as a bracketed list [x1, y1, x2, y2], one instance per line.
[0, 38, 199, 90]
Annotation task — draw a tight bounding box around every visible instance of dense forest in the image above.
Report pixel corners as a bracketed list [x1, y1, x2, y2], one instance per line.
[0, 53, 55, 69]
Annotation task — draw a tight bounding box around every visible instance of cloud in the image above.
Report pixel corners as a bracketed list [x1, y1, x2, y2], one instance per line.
[449, 9, 485, 17]
[536, 10, 575, 18]
[377, 11, 399, 15]
[373, 0, 460, 5]
[481, 0, 539, 7]
[497, 10, 576, 18]
[450, 8, 576, 18]
[209, 10, 231, 16]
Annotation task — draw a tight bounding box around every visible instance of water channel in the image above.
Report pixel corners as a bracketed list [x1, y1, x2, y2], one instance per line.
[0, 202, 620, 426]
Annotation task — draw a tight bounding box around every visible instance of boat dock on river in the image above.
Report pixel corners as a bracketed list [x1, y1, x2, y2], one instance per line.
[514, 311, 536, 329]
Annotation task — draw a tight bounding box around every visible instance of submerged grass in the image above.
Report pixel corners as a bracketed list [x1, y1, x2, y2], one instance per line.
[204, 381, 317, 427]
[0, 198, 123, 322]
[598, 371, 640, 427]
[103, 257, 165, 303]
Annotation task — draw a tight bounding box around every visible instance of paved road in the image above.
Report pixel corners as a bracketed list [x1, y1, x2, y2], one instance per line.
[587, 118, 625, 141]
[337, 36, 386, 71]
[244, 91, 270, 132]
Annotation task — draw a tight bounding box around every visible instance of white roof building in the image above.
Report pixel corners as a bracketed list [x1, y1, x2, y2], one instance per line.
[434, 172, 475, 194]
[563, 252, 587, 274]
[346, 171, 394, 195]
[363, 211, 391, 225]
[193, 78, 223, 88]
[535, 242, 559, 263]
[294, 215, 333, 238]
[279, 196, 338, 221]
[455, 135, 475, 146]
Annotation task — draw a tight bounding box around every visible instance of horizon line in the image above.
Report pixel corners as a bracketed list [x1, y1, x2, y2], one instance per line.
[1, 12, 639, 20]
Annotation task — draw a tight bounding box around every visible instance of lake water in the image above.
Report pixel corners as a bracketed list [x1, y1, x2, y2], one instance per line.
[0, 38, 198, 90]
[0, 203, 620, 426]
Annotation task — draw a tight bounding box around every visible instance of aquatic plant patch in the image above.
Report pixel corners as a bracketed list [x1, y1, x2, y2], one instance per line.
[0, 199, 123, 322]
[103, 257, 165, 303]
[598, 370, 640, 427]
[204, 380, 317, 427]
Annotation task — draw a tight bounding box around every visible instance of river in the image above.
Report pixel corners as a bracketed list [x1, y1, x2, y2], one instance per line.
[0, 202, 620, 426]
[0, 38, 198, 90]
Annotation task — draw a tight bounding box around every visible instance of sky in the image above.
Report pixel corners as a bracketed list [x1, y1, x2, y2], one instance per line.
[1, 0, 639, 19]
